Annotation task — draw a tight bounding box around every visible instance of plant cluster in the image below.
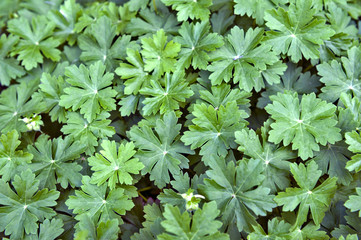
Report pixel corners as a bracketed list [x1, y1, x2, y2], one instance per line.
[0, 0, 361, 239]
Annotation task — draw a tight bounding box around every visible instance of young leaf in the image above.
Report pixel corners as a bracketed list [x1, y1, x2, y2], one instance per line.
[88, 140, 144, 189]
[174, 21, 223, 70]
[7, 16, 61, 70]
[141, 29, 181, 77]
[182, 101, 248, 157]
[207, 26, 284, 92]
[140, 71, 193, 116]
[0, 130, 33, 182]
[0, 34, 25, 86]
[265, 92, 341, 160]
[160, 0, 212, 21]
[264, 0, 335, 62]
[59, 61, 117, 122]
[0, 169, 59, 240]
[65, 176, 134, 224]
[199, 157, 276, 232]
[26, 134, 86, 189]
[128, 111, 193, 188]
[274, 161, 337, 226]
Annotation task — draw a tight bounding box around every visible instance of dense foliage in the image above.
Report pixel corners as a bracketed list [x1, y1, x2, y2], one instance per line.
[0, 0, 361, 239]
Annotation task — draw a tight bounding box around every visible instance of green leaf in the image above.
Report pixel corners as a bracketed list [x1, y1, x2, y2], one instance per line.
[234, 0, 287, 25]
[61, 111, 115, 155]
[78, 16, 137, 71]
[157, 202, 229, 240]
[174, 21, 223, 70]
[141, 29, 181, 77]
[160, 0, 212, 21]
[265, 92, 341, 160]
[74, 215, 119, 240]
[7, 16, 61, 70]
[264, 0, 335, 62]
[0, 80, 45, 134]
[125, 8, 179, 37]
[199, 157, 276, 232]
[140, 71, 193, 116]
[0, 34, 25, 86]
[182, 101, 248, 157]
[59, 61, 117, 122]
[34, 72, 68, 123]
[311, 141, 353, 185]
[248, 218, 292, 240]
[345, 188, 361, 217]
[257, 62, 320, 109]
[0, 130, 33, 182]
[26, 134, 86, 189]
[345, 131, 361, 172]
[88, 140, 144, 189]
[317, 46, 361, 103]
[128, 111, 193, 188]
[65, 176, 134, 224]
[235, 126, 296, 193]
[207, 26, 283, 92]
[115, 48, 152, 95]
[47, 0, 82, 45]
[274, 161, 337, 226]
[24, 218, 64, 240]
[0, 169, 59, 240]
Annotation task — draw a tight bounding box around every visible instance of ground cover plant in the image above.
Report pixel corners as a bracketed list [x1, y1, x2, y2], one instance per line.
[0, 0, 361, 239]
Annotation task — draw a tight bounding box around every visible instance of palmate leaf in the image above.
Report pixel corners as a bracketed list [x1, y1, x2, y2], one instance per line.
[61, 112, 115, 155]
[174, 21, 223, 70]
[199, 157, 276, 232]
[0, 80, 45, 134]
[207, 26, 284, 92]
[274, 161, 337, 226]
[24, 218, 64, 240]
[182, 101, 248, 158]
[65, 176, 134, 225]
[264, 0, 335, 62]
[139, 71, 193, 116]
[235, 126, 296, 193]
[7, 15, 61, 70]
[115, 48, 152, 95]
[47, 0, 82, 46]
[234, 0, 288, 25]
[141, 29, 181, 77]
[0, 34, 25, 86]
[0, 130, 33, 182]
[128, 111, 193, 188]
[317, 46, 361, 103]
[78, 16, 137, 71]
[265, 92, 341, 160]
[26, 134, 86, 189]
[88, 140, 144, 189]
[74, 214, 119, 240]
[0, 169, 59, 240]
[157, 202, 229, 240]
[59, 61, 117, 122]
[161, 0, 212, 21]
